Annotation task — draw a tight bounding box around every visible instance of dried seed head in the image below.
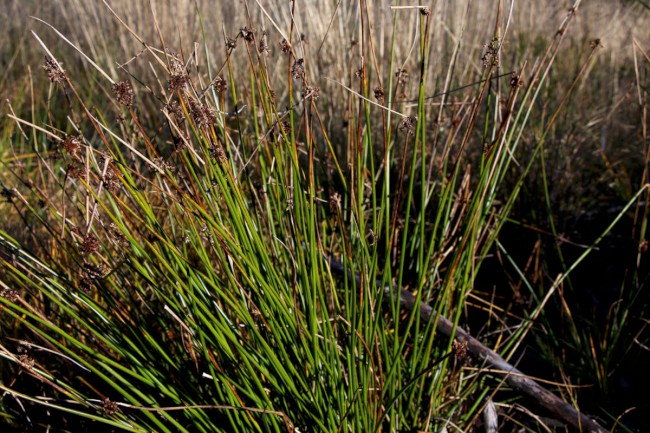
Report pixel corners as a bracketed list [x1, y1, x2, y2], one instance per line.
[395, 68, 409, 86]
[79, 234, 100, 256]
[452, 339, 469, 362]
[1, 288, 19, 302]
[398, 115, 418, 134]
[189, 98, 216, 128]
[226, 37, 237, 50]
[590, 38, 602, 50]
[212, 76, 228, 93]
[43, 56, 66, 84]
[62, 135, 83, 160]
[280, 38, 291, 55]
[509, 72, 523, 88]
[304, 86, 320, 101]
[329, 192, 341, 213]
[65, 164, 88, 180]
[164, 100, 185, 121]
[374, 86, 385, 104]
[111, 81, 134, 107]
[258, 30, 270, 54]
[102, 164, 122, 193]
[81, 262, 109, 282]
[481, 39, 500, 68]
[291, 58, 305, 80]
[420, 6, 431, 16]
[167, 74, 188, 91]
[239, 26, 256, 43]
[209, 144, 228, 165]
[19, 354, 35, 369]
[102, 398, 119, 415]
[109, 223, 131, 249]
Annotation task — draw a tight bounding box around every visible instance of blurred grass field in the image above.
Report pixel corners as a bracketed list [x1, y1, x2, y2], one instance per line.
[1, 1, 649, 431]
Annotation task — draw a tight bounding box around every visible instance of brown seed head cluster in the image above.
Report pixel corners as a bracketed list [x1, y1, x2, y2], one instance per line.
[212, 76, 228, 93]
[239, 26, 256, 43]
[374, 86, 385, 104]
[102, 162, 122, 193]
[226, 37, 237, 51]
[79, 262, 109, 292]
[395, 68, 409, 86]
[66, 163, 86, 181]
[291, 58, 305, 80]
[452, 338, 469, 362]
[79, 234, 100, 256]
[1, 288, 19, 302]
[481, 39, 500, 68]
[304, 86, 320, 101]
[258, 30, 270, 54]
[189, 98, 216, 128]
[102, 398, 119, 415]
[167, 56, 188, 91]
[509, 72, 524, 89]
[112, 81, 134, 107]
[398, 115, 418, 134]
[43, 56, 66, 84]
[62, 135, 83, 160]
[164, 100, 185, 122]
[209, 144, 228, 165]
[280, 39, 291, 55]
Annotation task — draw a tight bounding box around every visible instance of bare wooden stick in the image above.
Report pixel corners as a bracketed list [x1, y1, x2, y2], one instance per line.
[325, 256, 607, 433]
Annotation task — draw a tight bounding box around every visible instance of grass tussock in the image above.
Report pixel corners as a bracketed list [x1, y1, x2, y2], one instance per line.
[1, 0, 649, 432]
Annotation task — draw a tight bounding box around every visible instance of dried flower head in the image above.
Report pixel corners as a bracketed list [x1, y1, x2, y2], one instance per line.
[189, 98, 216, 128]
[102, 164, 122, 193]
[1, 288, 19, 302]
[43, 56, 66, 84]
[452, 339, 469, 362]
[509, 72, 523, 88]
[395, 68, 409, 86]
[258, 30, 270, 54]
[209, 144, 228, 165]
[420, 6, 431, 16]
[329, 192, 341, 213]
[226, 37, 237, 51]
[62, 135, 83, 160]
[481, 39, 500, 68]
[168, 74, 188, 91]
[212, 76, 228, 93]
[590, 38, 602, 50]
[79, 262, 109, 291]
[18, 354, 35, 369]
[374, 86, 385, 104]
[292, 58, 305, 80]
[109, 223, 131, 249]
[280, 38, 291, 55]
[79, 234, 100, 256]
[112, 81, 134, 107]
[102, 398, 119, 415]
[398, 115, 418, 134]
[239, 26, 256, 43]
[164, 100, 185, 121]
[304, 86, 320, 101]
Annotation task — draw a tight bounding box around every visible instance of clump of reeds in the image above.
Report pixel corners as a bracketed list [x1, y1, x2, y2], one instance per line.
[0, 1, 648, 432]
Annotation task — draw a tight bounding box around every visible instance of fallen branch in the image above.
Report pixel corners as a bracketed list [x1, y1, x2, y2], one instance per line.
[325, 256, 607, 433]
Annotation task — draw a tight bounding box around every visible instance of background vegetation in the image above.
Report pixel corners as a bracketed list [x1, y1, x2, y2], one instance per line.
[1, 0, 648, 431]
